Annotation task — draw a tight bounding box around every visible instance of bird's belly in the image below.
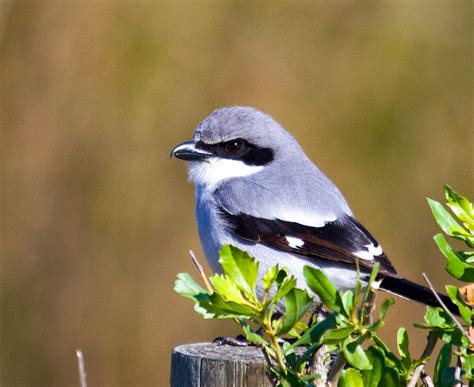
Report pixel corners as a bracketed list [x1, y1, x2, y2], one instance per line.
[228, 242, 368, 299]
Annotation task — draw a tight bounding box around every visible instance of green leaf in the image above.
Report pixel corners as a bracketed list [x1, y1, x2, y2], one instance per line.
[289, 314, 337, 348]
[372, 335, 403, 370]
[463, 250, 474, 263]
[218, 245, 259, 301]
[343, 339, 372, 370]
[271, 274, 297, 303]
[434, 343, 454, 386]
[294, 343, 321, 368]
[275, 268, 288, 284]
[445, 185, 474, 232]
[445, 285, 472, 324]
[285, 328, 300, 338]
[294, 321, 308, 332]
[174, 273, 214, 317]
[303, 266, 342, 312]
[271, 317, 283, 333]
[434, 234, 474, 281]
[194, 292, 256, 318]
[429, 191, 474, 246]
[279, 288, 313, 335]
[396, 328, 410, 360]
[321, 326, 354, 344]
[361, 346, 385, 387]
[367, 319, 385, 331]
[461, 353, 474, 379]
[283, 347, 297, 368]
[441, 330, 466, 347]
[240, 321, 268, 346]
[428, 198, 467, 236]
[341, 290, 355, 317]
[364, 262, 380, 300]
[422, 306, 454, 328]
[380, 368, 401, 387]
[262, 265, 279, 293]
[379, 298, 395, 320]
[174, 273, 208, 298]
[354, 262, 362, 298]
[210, 274, 252, 306]
[338, 368, 364, 387]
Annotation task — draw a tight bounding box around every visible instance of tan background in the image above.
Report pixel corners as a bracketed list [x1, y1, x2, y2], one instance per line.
[1, 2, 472, 386]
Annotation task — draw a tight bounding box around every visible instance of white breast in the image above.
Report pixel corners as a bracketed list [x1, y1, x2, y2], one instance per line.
[188, 159, 264, 190]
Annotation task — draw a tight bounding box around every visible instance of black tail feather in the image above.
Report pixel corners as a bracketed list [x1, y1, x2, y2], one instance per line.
[380, 276, 460, 316]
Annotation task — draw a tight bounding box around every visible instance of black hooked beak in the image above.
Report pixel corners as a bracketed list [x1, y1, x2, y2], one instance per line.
[170, 141, 212, 161]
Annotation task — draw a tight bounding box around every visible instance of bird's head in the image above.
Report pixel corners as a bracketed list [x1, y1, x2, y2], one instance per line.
[171, 106, 302, 189]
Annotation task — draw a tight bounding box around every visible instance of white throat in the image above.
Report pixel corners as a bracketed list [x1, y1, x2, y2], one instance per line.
[188, 158, 264, 189]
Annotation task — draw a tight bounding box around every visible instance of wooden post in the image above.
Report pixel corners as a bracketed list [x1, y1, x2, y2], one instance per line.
[170, 342, 273, 387]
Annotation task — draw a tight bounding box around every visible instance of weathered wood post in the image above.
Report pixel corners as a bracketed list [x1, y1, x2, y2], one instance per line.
[170, 343, 274, 386]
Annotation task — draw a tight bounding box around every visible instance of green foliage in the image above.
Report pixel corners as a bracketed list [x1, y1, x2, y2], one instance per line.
[445, 285, 472, 324]
[176, 244, 402, 385]
[361, 347, 384, 387]
[338, 368, 364, 387]
[343, 340, 372, 370]
[303, 266, 342, 313]
[425, 185, 474, 384]
[434, 343, 454, 386]
[175, 185, 473, 386]
[433, 234, 474, 281]
[428, 185, 474, 279]
[175, 245, 314, 384]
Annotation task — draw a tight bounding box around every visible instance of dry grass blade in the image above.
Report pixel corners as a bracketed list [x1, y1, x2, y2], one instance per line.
[76, 349, 87, 387]
[189, 250, 213, 293]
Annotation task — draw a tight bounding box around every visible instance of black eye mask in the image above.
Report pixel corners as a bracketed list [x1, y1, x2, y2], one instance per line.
[196, 139, 274, 166]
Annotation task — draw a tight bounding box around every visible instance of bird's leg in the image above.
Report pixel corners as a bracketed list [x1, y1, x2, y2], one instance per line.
[213, 311, 284, 347]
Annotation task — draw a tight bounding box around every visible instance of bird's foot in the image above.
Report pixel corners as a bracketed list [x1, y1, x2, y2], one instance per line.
[213, 334, 254, 347]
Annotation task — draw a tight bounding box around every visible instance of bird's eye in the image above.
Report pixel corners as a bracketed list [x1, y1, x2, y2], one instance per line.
[223, 139, 246, 156]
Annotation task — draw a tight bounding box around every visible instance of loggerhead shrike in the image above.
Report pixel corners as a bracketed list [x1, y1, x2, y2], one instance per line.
[171, 106, 454, 312]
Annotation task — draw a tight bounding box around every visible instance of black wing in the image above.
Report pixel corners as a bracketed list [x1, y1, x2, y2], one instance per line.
[219, 207, 398, 277]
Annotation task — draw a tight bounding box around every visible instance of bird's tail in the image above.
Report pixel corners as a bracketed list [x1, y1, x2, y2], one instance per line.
[380, 276, 460, 316]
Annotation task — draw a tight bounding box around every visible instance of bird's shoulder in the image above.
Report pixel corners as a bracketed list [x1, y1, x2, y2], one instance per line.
[213, 167, 350, 227]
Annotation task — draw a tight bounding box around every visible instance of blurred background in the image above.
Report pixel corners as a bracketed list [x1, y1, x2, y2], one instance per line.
[0, 1, 472, 386]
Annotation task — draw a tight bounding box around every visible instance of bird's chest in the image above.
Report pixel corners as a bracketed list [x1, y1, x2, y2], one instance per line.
[195, 188, 233, 273]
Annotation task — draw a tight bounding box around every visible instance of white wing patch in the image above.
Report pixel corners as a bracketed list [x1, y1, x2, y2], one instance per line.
[274, 210, 338, 228]
[368, 244, 383, 256]
[353, 243, 383, 261]
[285, 236, 304, 248]
[188, 158, 264, 189]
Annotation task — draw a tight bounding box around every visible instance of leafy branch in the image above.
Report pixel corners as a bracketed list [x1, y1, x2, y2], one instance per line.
[174, 185, 473, 386]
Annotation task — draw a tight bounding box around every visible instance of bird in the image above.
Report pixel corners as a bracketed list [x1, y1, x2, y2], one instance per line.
[171, 106, 455, 313]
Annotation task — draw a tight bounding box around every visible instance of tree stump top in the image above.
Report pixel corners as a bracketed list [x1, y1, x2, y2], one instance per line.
[171, 342, 273, 387]
[173, 342, 268, 362]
